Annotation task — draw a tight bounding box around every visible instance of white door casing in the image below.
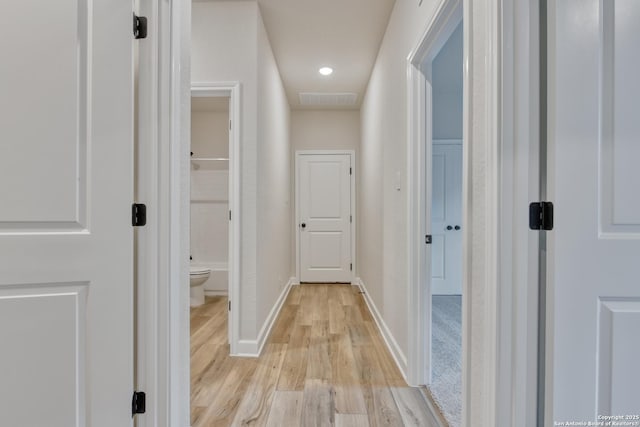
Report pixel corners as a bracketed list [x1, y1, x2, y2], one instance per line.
[0, 2, 134, 426]
[548, 0, 640, 422]
[431, 143, 463, 295]
[297, 153, 353, 283]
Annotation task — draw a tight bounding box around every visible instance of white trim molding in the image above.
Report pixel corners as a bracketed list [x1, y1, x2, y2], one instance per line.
[235, 277, 296, 357]
[355, 277, 408, 382]
[135, 0, 191, 425]
[497, 1, 541, 426]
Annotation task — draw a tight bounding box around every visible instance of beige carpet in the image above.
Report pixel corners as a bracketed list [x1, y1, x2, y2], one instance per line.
[428, 295, 462, 427]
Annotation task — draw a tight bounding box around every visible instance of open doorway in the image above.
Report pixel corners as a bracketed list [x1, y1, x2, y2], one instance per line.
[425, 21, 463, 427]
[189, 93, 231, 416]
[189, 95, 230, 307]
[406, 6, 465, 422]
[188, 84, 241, 423]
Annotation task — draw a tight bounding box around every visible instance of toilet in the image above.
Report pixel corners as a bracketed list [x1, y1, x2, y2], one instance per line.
[190, 266, 210, 307]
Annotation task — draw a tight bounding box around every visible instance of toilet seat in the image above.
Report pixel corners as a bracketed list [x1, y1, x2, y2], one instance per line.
[190, 266, 210, 275]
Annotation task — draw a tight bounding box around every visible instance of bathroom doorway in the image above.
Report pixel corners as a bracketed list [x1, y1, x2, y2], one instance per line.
[188, 84, 241, 422]
[189, 84, 240, 353]
[189, 82, 241, 355]
[189, 95, 230, 307]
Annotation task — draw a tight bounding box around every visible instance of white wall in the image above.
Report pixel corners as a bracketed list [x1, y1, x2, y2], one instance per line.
[192, 1, 291, 343]
[359, 0, 445, 372]
[361, 1, 501, 425]
[432, 22, 463, 140]
[256, 12, 291, 328]
[290, 110, 360, 276]
[191, 111, 229, 158]
[291, 110, 360, 152]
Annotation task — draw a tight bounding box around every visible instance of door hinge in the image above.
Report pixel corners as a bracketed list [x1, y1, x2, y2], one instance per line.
[350, 263, 353, 271]
[228, 301, 231, 311]
[132, 391, 146, 416]
[425, 234, 432, 244]
[349, 167, 352, 175]
[132, 203, 147, 227]
[133, 14, 148, 39]
[229, 210, 232, 221]
[529, 201, 554, 231]
[350, 215, 352, 223]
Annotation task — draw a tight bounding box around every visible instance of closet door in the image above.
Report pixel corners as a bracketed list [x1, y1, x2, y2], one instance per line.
[431, 144, 462, 295]
[298, 153, 353, 283]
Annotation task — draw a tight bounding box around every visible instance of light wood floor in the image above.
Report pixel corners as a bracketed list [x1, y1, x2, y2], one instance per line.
[191, 284, 440, 426]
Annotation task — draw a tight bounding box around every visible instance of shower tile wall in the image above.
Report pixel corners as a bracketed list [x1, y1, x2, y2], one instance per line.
[191, 107, 229, 294]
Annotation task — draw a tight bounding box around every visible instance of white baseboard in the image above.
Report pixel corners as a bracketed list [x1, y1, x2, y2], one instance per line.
[354, 277, 408, 381]
[233, 277, 295, 357]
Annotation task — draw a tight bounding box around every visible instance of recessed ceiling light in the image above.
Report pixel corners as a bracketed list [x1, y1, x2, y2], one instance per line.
[319, 67, 333, 76]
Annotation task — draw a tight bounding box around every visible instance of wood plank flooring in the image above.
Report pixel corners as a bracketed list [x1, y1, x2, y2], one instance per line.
[191, 284, 440, 427]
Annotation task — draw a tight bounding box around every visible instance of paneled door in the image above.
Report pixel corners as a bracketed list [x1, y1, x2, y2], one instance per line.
[0, 1, 134, 426]
[549, 0, 640, 422]
[298, 153, 353, 283]
[431, 144, 462, 295]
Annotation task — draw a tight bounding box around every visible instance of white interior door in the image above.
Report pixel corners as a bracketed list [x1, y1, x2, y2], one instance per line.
[549, 0, 640, 422]
[298, 153, 352, 283]
[431, 144, 462, 295]
[0, 2, 134, 426]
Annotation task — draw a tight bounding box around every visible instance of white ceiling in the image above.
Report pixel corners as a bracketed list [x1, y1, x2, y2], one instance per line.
[195, 0, 396, 110]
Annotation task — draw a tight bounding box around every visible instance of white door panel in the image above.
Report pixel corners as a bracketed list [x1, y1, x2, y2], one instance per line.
[431, 144, 462, 295]
[550, 0, 640, 421]
[0, 0, 134, 425]
[307, 232, 345, 267]
[299, 154, 352, 283]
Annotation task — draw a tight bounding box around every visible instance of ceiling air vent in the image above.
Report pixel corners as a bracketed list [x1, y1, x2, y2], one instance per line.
[299, 92, 358, 107]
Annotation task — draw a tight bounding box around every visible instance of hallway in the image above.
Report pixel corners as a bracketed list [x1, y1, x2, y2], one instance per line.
[190, 284, 441, 426]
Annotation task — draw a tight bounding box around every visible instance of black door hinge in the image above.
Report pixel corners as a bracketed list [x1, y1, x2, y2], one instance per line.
[228, 301, 231, 311]
[132, 391, 146, 416]
[529, 202, 554, 230]
[132, 203, 147, 227]
[133, 14, 148, 39]
[350, 263, 353, 271]
[425, 234, 432, 244]
[349, 167, 352, 175]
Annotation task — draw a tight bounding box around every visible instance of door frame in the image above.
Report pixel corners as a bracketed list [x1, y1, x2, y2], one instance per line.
[295, 150, 356, 284]
[407, 0, 540, 426]
[135, 0, 191, 425]
[190, 83, 241, 354]
[500, 1, 542, 425]
[406, 0, 463, 390]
